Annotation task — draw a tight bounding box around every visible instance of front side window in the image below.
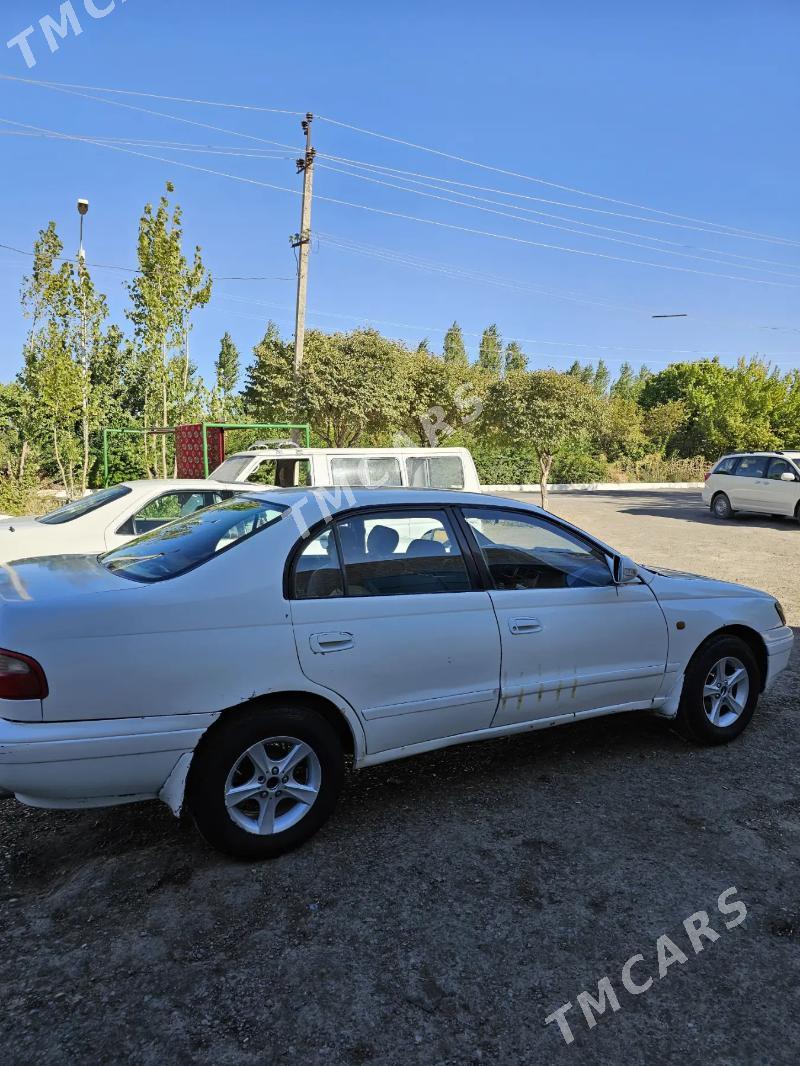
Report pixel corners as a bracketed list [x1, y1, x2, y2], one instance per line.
[292, 510, 471, 598]
[735, 456, 768, 478]
[37, 485, 132, 525]
[407, 455, 465, 489]
[462, 507, 614, 590]
[102, 496, 286, 582]
[767, 458, 795, 481]
[329, 457, 403, 488]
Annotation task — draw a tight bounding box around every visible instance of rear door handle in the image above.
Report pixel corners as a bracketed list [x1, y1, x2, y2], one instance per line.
[509, 617, 543, 635]
[309, 631, 354, 654]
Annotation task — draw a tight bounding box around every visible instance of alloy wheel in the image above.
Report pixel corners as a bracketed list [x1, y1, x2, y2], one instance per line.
[224, 736, 322, 836]
[703, 656, 750, 728]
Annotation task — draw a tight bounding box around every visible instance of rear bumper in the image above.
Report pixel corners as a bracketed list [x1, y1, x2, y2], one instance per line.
[763, 625, 794, 691]
[0, 712, 217, 810]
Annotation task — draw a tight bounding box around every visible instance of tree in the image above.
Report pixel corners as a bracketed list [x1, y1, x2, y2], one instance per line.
[504, 341, 527, 373]
[213, 332, 240, 420]
[126, 182, 212, 477]
[19, 222, 111, 495]
[478, 324, 502, 375]
[485, 370, 600, 508]
[416, 338, 432, 355]
[242, 321, 295, 424]
[443, 321, 468, 367]
[300, 329, 408, 447]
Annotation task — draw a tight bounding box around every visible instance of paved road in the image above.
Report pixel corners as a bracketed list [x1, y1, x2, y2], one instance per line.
[2, 490, 798, 1065]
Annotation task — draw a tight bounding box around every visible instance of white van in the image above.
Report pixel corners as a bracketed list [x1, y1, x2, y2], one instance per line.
[209, 443, 481, 492]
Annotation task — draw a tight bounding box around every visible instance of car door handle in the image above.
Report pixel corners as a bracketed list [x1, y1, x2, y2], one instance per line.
[309, 631, 354, 654]
[509, 617, 543, 635]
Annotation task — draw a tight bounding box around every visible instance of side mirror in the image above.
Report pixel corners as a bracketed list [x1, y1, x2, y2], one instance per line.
[613, 554, 640, 584]
[780, 471, 796, 482]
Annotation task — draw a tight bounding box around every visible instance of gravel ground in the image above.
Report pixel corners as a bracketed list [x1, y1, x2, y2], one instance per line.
[1, 490, 798, 1065]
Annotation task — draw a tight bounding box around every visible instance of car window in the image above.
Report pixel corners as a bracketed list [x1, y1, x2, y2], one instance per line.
[767, 458, 794, 481]
[329, 457, 403, 488]
[37, 485, 132, 525]
[407, 455, 465, 489]
[294, 529, 344, 599]
[294, 510, 471, 597]
[462, 507, 614, 590]
[102, 496, 286, 582]
[735, 456, 768, 478]
[117, 491, 222, 537]
[714, 457, 739, 476]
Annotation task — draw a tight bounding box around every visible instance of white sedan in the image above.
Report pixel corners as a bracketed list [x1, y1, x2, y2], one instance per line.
[0, 488, 792, 860]
[0, 479, 244, 564]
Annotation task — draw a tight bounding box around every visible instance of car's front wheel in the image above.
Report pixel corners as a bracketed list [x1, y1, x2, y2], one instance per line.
[676, 635, 760, 744]
[187, 704, 345, 860]
[711, 492, 734, 520]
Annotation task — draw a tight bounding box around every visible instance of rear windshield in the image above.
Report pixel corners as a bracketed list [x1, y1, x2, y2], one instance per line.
[100, 496, 286, 582]
[37, 485, 132, 525]
[209, 456, 253, 482]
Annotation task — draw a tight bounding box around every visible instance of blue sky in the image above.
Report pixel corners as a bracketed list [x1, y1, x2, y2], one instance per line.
[1, 0, 799, 386]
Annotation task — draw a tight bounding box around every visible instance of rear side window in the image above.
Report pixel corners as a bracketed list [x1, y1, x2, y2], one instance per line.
[735, 456, 768, 478]
[292, 510, 471, 598]
[713, 457, 739, 476]
[101, 496, 286, 582]
[329, 457, 403, 488]
[117, 490, 230, 537]
[407, 455, 465, 489]
[37, 485, 132, 525]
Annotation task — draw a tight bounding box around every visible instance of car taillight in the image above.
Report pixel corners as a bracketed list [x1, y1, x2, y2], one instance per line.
[0, 650, 48, 700]
[704, 471, 711, 481]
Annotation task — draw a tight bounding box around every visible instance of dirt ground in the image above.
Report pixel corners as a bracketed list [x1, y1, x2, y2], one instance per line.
[1, 490, 798, 1065]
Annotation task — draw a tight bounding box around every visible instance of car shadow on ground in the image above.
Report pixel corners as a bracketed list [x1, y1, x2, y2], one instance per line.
[616, 491, 799, 531]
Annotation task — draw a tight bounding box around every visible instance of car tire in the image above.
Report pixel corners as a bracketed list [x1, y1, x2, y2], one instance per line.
[794, 502, 800, 525]
[676, 635, 760, 745]
[711, 492, 734, 520]
[186, 703, 345, 860]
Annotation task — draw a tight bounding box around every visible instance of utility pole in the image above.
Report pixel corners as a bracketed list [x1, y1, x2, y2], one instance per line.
[291, 113, 315, 378]
[77, 198, 90, 495]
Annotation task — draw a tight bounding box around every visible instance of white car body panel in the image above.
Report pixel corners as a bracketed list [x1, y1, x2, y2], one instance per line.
[0, 488, 792, 814]
[0, 479, 245, 564]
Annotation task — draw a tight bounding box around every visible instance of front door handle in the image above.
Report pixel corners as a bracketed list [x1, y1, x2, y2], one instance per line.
[309, 631, 354, 654]
[509, 617, 543, 635]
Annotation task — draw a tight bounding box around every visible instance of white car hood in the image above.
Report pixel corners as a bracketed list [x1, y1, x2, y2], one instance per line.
[645, 565, 772, 603]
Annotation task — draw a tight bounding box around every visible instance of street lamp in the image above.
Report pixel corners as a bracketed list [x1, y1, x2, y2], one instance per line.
[77, 198, 89, 263]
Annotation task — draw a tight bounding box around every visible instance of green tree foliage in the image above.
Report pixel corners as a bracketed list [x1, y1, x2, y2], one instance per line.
[504, 341, 527, 373]
[478, 324, 502, 375]
[443, 321, 468, 366]
[126, 182, 212, 476]
[242, 321, 295, 424]
[485, 369, 600, 508]
[212, 332, 241, 420]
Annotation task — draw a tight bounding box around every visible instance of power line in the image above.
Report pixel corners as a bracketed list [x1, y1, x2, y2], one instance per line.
[5, 116, 796, 293]
[0, 73, 304, 115]
[315, 114, 800, 249]
[316, 161, 800, 280]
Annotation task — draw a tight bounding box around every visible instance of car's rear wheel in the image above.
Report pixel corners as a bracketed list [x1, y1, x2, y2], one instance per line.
[676, 635, 760, 744]
[187, 704, 344, 860]
[794, 501, 800, 525]
[711, 492, 734, 520]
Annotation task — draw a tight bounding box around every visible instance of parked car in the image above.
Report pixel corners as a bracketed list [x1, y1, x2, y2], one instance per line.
[703, 451, 800, 521]
[209, 441, 481, 491]
[0, 480, 244, 564]
[0, 489, 792, 860]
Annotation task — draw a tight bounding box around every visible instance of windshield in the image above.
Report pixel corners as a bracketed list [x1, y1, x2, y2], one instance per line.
[100, 495, 286, 582]
[209, 456, 254, 482]
[37, 485, 132, 525]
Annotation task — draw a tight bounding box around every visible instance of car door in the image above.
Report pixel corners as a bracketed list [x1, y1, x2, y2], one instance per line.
[104, 489, 232, 548]
[753, 457, 800, 516]
[727, 454, 768, 511]
[457, 506, 669, 727]
[289, 507, 501, 754]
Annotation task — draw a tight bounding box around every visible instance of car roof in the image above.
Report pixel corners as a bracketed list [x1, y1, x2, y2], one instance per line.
[222, 447, 471, 459]
[238, 486, 534, 512]
[120, 479, 248, 490]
